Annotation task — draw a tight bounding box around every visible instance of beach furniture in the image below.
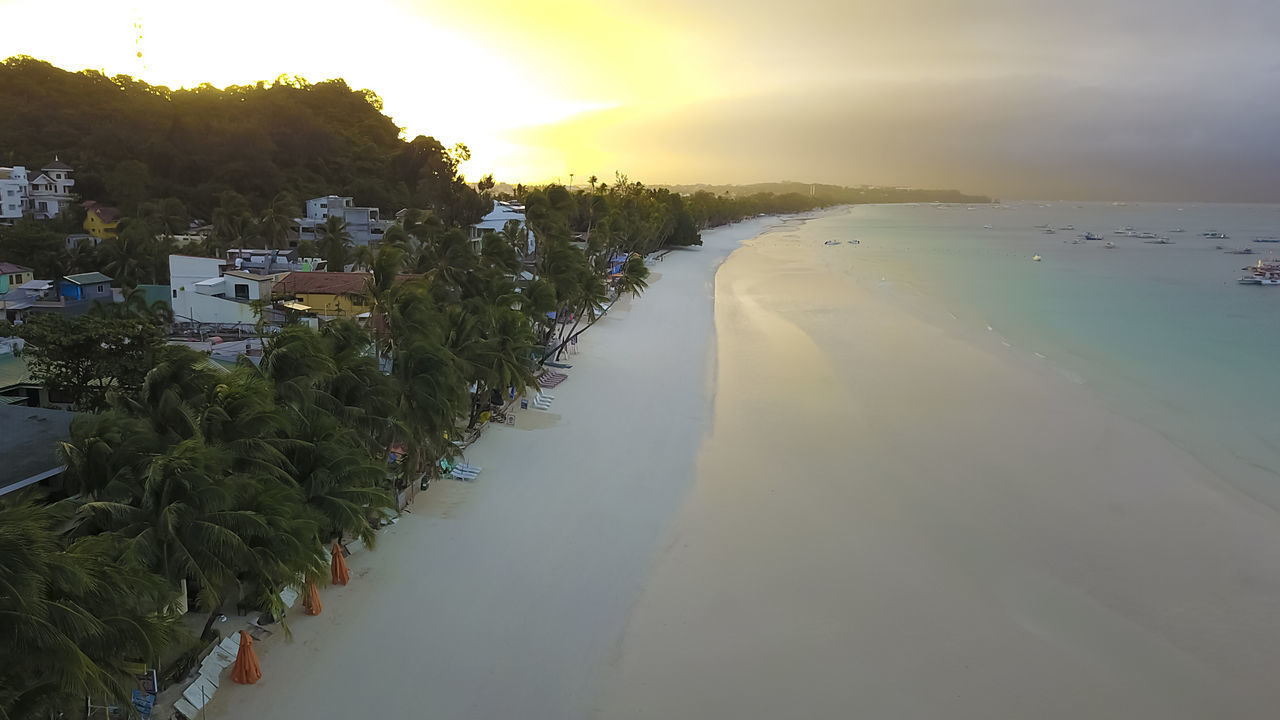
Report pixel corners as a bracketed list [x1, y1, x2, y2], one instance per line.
[533, 397, 552, 410]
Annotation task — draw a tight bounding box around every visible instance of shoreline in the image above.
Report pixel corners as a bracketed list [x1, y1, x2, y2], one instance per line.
[592, 212, 1280, 718]
[200, 214, 796, 719]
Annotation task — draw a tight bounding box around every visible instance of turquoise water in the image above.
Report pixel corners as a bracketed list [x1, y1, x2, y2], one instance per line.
[797, 202, 1280, 507]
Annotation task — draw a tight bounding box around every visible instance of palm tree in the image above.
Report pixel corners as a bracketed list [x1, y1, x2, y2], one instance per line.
[0, 500, 178, 719]
[613, 254, 650, 299]
[260, 192, 298, 250]
[319, 215, 352, 271]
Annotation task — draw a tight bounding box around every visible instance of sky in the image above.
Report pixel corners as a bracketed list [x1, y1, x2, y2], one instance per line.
[2, 0, 1278, 201]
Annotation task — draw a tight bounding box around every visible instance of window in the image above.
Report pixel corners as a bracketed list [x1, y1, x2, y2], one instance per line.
[172, 289, 178, 298]
[234, 283, 250, 300]
[96, 285, 103, 293]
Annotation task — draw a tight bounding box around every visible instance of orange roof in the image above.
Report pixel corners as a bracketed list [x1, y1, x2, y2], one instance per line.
[273, 271, 371, 297]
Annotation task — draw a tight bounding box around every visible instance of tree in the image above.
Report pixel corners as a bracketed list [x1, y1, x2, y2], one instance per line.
[5, 312, 165, 410]
[0, 500, 178, 720]
[260, 192, 298, 250]
[319, 215, 352, 271]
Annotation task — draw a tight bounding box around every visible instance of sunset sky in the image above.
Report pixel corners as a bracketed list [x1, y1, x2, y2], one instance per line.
[3, 0, 1278, 200]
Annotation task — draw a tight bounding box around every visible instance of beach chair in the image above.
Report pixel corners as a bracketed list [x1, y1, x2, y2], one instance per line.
[451, 467, 479, 480]
[533, 397, 552, 410]
[456, 463, 482, 474]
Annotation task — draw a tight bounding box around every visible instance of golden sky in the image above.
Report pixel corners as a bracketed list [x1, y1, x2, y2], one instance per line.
[4, 0, 1279, 199]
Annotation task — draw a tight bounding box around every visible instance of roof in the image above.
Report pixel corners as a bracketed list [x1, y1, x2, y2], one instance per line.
[0, 353, 32, 388]
[0, 404, 76, 496]
[42, 158, 73, 171]
[0, 262, 32, 274]
[87, 205, 120, 223]
[223, 270, 274, 282]
[63, 272, 113, 286]
[273, 272, 371, 297]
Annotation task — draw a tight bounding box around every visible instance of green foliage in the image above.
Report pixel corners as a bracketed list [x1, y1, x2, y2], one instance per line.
[0, 56, 488, 222]
[0, 499, 180, 720]
[6, 311, 166, 410]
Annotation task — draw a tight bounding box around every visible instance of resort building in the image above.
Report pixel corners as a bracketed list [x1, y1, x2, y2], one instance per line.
[470, 201, 532, 254]
[27, 158, 76, 219]
[295, 195, 391, 246]
[82, 201, 121, 240]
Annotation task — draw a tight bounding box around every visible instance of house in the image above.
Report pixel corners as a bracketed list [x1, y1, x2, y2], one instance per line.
[82, 201, 121, 240]
[64, 232, 100, 250]
[0, 404, 77, 497]
[470, 201, 533, 255]
[58, 272, 115, 303]
[169, 255, 283, 329]
[295, 195, 391, 246]
[0, 166, 28, 222]
[27, 158, 76, 219]
[0, 262, 34, 292]
[272, 271, 374, 318]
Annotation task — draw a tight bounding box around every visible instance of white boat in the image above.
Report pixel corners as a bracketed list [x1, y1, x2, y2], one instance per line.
[1169, 228, 1186, 233]
[1238, 260, 1280, 285]
[824, 240, 841, 245]
[1202, 231, 1229, 239]
[983, 224, 993, 229]
[1104, 242, 1116, 248]
[1058, 225, 1075, 231]
[1135, 232, 1159, 239]
[1032, 254, 1042, 262]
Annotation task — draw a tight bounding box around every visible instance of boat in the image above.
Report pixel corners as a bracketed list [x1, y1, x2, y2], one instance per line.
[1253, 236, 1280, 243]
[1082, 232, 1104, 241]
[824, 240, 841, 245]
[1239, 260, 1280, 285]
[1104, 242, 1116, 249]
[1143, 237, 1174, 244]
[1225, 248, 1254, 255]
[1169, 228, 1186, 233]
[1033, 224, 1049, 229]
[1032, 255, 1042, 262]
[983, 224, 993, 229]
[1042, 228, 1056, 234]
[1135, 231, 1160, 239]
[848, 239, 860, 245]
[1058, 225, 1075, 231]
[1202, 231, 1229, 239]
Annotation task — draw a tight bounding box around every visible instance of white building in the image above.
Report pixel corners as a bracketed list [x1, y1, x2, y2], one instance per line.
[169, 255, 278, 328]
[27, 159, 75, 219]
[0, 166, 28, 222]
[295, 195, 391, 246]
[471, 201, 533, 255]
[0, 158, 76, 221]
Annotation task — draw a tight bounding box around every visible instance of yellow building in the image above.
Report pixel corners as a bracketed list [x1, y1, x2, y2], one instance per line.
[0, 262, 34, 294]
[273, 272, 373, 318]
[83, 202, 120, 240]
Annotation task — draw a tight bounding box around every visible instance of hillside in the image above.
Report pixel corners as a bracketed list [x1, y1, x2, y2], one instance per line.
[0, 56, 486, 223]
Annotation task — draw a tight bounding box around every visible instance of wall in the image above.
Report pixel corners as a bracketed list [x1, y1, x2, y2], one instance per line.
[294, 292, 371, 317]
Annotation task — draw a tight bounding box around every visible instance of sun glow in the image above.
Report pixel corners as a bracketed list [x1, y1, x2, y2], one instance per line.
[0, 0, 710, 182]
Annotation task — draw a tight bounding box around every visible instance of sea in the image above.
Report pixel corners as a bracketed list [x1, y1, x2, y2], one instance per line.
[790, 201, 1280, 508]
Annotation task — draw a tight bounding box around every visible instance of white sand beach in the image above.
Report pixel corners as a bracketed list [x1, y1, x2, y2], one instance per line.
[594, 226, 1280, 718]
[203, 217, 775, 720]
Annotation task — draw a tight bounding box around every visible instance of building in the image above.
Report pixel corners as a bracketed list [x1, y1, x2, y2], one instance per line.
[0, 263, 34, 293]
[0, 166, 28, 222]
[272, 271, 374, 318]
[295, 195, 391, 246]
[0, 404, 76, 497]
[169, 255, 284, 330]
[58, 272, 115, 303]
[470, 201, 533, 255]
[27, 158, 76, 219]
[226, 248, 325, 275]
[82, 201, 121, 240]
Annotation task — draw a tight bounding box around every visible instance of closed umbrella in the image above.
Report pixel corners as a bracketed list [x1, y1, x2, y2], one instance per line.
[331, 541, 350, 586]
[302, 576, 322, 616]
[231, 631, 262, 685]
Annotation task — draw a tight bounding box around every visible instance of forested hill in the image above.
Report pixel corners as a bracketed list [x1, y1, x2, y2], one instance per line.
[661, 182, 994, 205]
[0, 56, 488, 223]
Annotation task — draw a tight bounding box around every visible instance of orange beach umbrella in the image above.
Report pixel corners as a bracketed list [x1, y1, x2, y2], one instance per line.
[302, 576, 323, 616]
[231, 630, 262, 685]
[331, 541, 350, 586]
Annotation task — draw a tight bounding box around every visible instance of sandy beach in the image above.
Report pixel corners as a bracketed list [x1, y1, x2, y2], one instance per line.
[203, 217, 775, 720]
[594, 221, 1280, 718]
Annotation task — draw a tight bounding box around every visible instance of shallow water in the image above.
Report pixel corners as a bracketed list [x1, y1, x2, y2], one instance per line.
[789, 202, 1280, 507]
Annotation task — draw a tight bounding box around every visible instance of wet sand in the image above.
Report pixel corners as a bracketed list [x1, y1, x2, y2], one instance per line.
[593, 227, 1280, 718]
